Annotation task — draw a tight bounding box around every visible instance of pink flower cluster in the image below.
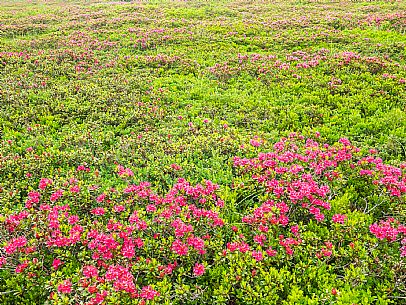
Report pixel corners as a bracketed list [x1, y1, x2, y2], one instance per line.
[117, 164, 134, 177]
[370, 219, 406, 257]
[370, 218, 405, 242]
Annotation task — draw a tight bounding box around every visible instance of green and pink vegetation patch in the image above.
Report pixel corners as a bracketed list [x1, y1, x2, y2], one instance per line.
[1, 134, 405, 304]
[0, 0, 406, 304]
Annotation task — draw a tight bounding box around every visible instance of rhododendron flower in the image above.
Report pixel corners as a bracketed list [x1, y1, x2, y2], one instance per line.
[68, 215, 79, 224]
[96, 193, 106, 203]
[58, 280, 72, 294]
[39, 178, 52, 190]
[91, 207, 105, 216]
[4, 236, 27, 254]
[290, 225, 299, 235]
[369, 220, 403, 242]
[146, 204, 157, 212]
[170, 163, 182, 171]
[15, 261, 29, 273]
[238, 242, 250, 253]
[325, 241, 333, 249]
[77, 165, 90, 172]
[88, 285, 98, 294]
[250, 138, 261, 147]
[25, 191, 40, 208]
[253, 234, 266, 245]
[140, 286, 159, 300]
[332, 214, 347, 224]
[117, 165, 134, 177]
[322, 249, 332, 257]
[113, 205, 125, 213]
[252, 250, 263, 261]
[171, 240, 188, 256]
[70, 185, 80, 193]
[285, 247, 294, 256]
[401, 244, 406, 257]
[52, 259, 63, 270]
[314, 213, 325, 222]
[266, 248, 277, 257]
[193, 263, 205, 276]
[83, 265, 99, 278]
[50, 189, 64, 202]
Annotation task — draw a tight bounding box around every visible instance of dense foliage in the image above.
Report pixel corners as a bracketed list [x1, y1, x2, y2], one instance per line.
[0, 0, 405, 304]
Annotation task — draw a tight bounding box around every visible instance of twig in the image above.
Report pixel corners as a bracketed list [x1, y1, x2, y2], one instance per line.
[0, 290, 17, 296]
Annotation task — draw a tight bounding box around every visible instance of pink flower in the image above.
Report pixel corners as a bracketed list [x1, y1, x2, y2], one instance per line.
[369, 220, 401, 242]
[170, 163, 182, 171]
[117, 165, 134, 177]
[39, 178, 52, 190]
[58, 279, 72, 294]
[338, 138, 351, 146]
[91, 207, 105, 216]
[250, 138, 261, 147]
[322, 249, 332, 257]
[140, 286, 159, 300]
[113, 205, 125, 213]
[332, 214, 347, 224]
[238, 242, 250, 253]
[290, 225, 299, 235]
[4, 236, 27, 254]
[83, 265, 98, 278]
[315, 213, 325, 222]
[96, 193, 106, 203]
[76, 165, 90, 172]
[15, 261, 29, 273]
[50, 189, 63, 202]
[171, 240, 188, 256]
[70, 185, 80, 193]
[52, 259, 63, 270]
[266, 248, 277, 257]
[253, 234, 266, 245]
[252, 250, 263, 261]
[146, 204, 157, 212]
[193, 263, 205, 276]
[68, 215, 79, 224]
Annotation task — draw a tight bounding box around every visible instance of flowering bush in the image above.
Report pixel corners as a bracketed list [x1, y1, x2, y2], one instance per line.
[1, 135, 405, 304]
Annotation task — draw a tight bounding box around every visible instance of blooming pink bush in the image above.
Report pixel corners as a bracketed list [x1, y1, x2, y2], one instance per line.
[1, 135, 405, 303]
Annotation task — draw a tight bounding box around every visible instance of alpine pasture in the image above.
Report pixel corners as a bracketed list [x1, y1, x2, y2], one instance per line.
[0, 0, 405, 304]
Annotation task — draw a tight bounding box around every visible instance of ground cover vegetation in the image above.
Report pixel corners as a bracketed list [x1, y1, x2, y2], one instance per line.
[0, 0, 405, 304]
